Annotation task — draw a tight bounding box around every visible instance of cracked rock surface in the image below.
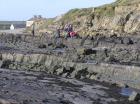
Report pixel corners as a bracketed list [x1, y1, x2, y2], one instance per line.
[0, 68, 135, 104]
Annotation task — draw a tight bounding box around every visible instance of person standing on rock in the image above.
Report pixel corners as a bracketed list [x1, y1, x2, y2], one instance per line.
[63, 24, 74, 38]
[68, 24, 73, 33]
[64, 24, 68, 32]
[32, 23, 35, 36]
[64, 24, 69, 38]
[65, 24, 73, 32]
[55, 28, 61, 38]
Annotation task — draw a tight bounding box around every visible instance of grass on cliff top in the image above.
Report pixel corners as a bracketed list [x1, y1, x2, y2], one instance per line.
[94, 4, 115, 17]
[115, 0, 140, 6]
[93, 0, 140, 17]
[61, 3, 116, 20]
[37, 18, 55, 29]
[34, 0, 140, 31]
[60, 8, 92, 24]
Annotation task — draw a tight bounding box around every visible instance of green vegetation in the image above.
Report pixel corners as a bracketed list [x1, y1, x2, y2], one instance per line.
[33, 0, 140, 33]
[46, 0, 140, 26]
[93, 0, 140, 17]
[60, 8, 92, 23]
[94, 5, 115, 17]
[115, 0, 140, 6]
[46, 18, 54, 25]
[38, 18, 55, 30]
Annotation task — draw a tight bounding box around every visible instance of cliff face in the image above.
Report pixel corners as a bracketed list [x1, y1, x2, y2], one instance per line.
[95, 0, 140, 33]
[27, 0, 140, 36]
[40, 0, 140, 36]
[73, 0, 140, 35]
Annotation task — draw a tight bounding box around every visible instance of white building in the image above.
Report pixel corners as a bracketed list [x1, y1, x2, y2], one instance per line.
[26, 21, 34, 27]
[92, 8, 95, 13]
[10, 24, 15, 30]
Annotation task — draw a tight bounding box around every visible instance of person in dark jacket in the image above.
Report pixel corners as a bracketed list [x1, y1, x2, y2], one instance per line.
[55, 29, 60, 38]
[32, 23, 35, 36]
[68, 24, 73, 32]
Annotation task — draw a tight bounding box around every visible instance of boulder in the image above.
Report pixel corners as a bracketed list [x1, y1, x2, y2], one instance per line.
[0, 98, 17, 104]
[77, 48, 85, 55]
[129, 91, 140, 101]
[124, 14, 140, 33]
[38, 44, 47, 49]
[80, 35, 89, 46]
[56, 67, 64, 75]
[77, 48, 96, 55]
[123, 37, 133, 45]
[55, 43, 66, 49]
[48, 42, 53, 46]
[0, 61, 3, 68]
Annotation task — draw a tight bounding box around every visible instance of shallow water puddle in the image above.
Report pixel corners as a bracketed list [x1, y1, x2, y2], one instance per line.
[120, 88, 134, 96]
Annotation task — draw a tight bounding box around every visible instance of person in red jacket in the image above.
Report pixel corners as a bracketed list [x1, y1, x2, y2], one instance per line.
[70, 31, 77, 38]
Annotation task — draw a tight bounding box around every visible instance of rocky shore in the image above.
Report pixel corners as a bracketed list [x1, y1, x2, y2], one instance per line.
[0, 33, 140, 103]
[0, 68, 132, 104]
[1, 0, 140, 103]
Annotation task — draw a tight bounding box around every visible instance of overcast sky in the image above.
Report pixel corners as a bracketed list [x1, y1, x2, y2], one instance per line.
[0, 0, 115, 21]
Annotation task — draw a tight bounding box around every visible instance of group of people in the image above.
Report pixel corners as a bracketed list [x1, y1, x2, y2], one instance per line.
[55, 24, 78, 39]
[31, 22, 78, 39]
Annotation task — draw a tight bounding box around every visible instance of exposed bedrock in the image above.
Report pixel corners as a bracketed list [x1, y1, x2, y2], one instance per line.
[0, 53, 140, 89]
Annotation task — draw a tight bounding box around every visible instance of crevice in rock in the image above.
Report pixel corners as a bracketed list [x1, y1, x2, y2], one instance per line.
[75, 68, 89, 79]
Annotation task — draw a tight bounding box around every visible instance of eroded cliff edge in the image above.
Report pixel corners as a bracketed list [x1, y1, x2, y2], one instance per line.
[35, 0, 140, 36]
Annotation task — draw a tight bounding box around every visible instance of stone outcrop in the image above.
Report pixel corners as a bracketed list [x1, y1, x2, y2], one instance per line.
[1, 52, 140, 89]
[0, 98, 17, 104]
[1, 31, 140, 90]
[129, 91, 140, 101]
[36, 0, 140, 36]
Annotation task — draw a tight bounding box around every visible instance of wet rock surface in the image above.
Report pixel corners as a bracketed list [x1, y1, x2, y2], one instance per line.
[129, 91, 140, 101]
[0, 68, 136, 104]
[0, 33, 140, 103]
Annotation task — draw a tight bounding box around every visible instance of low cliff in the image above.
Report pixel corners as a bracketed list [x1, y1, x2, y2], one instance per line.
[38, 0, 140, 36]
[1, 52, 140, 89]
